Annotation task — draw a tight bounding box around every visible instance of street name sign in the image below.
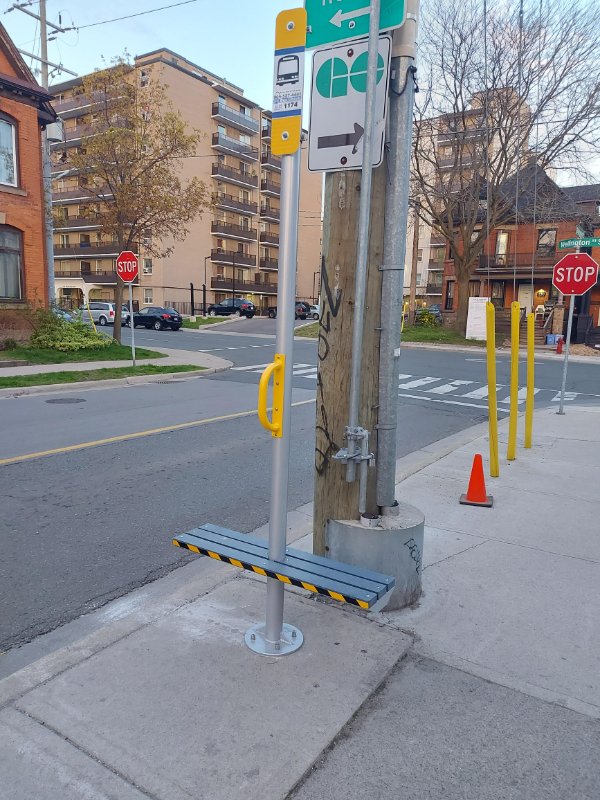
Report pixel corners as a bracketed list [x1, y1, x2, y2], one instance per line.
[552, 252, 598, 295]
[558, 237, 600, 250]
[116, 251, 139, 283]
[305, 0, 405, 49]
[308, 34, 391, 172]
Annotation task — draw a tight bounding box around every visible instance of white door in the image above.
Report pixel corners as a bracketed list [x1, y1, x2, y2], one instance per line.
[518, 285, 534, 313]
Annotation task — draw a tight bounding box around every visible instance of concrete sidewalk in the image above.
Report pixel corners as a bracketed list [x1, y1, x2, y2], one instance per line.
[1, 407, 598, 799]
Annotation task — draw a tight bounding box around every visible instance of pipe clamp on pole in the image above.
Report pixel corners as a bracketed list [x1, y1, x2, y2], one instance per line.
[258, 354, 285, 438]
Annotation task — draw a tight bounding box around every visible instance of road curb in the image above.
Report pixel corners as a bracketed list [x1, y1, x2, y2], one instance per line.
[0, 364, 231, 399]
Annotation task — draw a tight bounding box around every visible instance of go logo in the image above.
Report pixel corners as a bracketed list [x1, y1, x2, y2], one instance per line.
[315, 52, 386, 98]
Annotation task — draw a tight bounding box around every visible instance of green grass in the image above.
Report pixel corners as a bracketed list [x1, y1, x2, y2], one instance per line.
[294, 321, 484, 347]
[0, 364, 203, 389]
[401, 325, 485, 347]
[0, 342, 165, 365]
[183, 316, 228, 329]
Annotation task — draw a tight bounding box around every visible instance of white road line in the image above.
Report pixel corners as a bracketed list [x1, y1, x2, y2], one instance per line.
[294, 367, 318, 376]
[232, 363, 273, 372]
[397, 376, 442, 390]
[461, 385, 494, 399]
[498, 387, 541, 404]
[426, 379, 474, 395]
[551, 391, 578, 402]
[398, 393, 510, 412]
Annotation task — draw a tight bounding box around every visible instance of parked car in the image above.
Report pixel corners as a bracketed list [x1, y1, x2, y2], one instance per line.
[207, 298, 256, 318]
[78, 301, 118, 326]
[132, 306, 182, 330]
[267, 302, 309, 320]
[414, 304, 442, 325]
[52, 307, 75, 323]
[309, 304, 320, 320]
[120, 305, 132, 326]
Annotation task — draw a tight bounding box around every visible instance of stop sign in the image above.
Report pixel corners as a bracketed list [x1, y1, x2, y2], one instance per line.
[116, 251, 139, 283]
[552, 252, 598, 296]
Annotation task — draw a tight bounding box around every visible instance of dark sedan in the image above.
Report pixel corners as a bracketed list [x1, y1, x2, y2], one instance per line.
[132, 306, 182, 330]
[207, 298, 256, 318]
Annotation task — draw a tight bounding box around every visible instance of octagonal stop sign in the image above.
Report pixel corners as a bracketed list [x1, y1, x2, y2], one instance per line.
[552, 252, 598, 296]
[116, 250, 139, 283]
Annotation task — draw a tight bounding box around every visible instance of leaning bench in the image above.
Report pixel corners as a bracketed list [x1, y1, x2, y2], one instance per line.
[173, 523, 395, 610]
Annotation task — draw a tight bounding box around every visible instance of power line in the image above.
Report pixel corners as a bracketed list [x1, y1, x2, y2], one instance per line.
[65, 0, 201, 31]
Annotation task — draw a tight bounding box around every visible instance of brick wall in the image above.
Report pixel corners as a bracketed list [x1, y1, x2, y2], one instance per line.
[0, 94, 48, 308]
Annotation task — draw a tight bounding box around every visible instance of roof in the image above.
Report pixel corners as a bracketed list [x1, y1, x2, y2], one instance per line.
[498, 164, 581, 222]
[0, 22, 56, 124]
[561, 184, 600, 204]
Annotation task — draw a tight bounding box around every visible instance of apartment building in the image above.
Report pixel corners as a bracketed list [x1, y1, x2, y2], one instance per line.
[50, 49, 322, 314]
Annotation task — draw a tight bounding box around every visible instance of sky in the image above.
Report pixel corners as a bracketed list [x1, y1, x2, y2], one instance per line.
[1, 0, 298, 107]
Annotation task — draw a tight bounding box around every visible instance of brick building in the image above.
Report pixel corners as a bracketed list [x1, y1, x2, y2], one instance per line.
[0, 23, 55, 312]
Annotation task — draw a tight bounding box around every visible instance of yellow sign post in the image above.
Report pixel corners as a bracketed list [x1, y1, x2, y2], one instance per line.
[507, 301, 520, 461]
[486, 302, 499, 477]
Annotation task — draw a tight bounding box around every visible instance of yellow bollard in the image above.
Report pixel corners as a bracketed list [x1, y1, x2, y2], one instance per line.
[524, 312, 535, 448]
[507, 300, 520, 461]
[486, 302, 499, 477]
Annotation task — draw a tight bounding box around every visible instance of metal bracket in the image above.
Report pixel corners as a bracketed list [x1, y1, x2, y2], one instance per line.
[333, 427, 375, 467]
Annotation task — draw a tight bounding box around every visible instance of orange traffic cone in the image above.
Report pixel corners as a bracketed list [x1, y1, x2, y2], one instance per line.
[459, 454, 493, 508]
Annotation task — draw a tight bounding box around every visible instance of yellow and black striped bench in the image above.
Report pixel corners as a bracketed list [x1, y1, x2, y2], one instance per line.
[172, 524, 395, 610]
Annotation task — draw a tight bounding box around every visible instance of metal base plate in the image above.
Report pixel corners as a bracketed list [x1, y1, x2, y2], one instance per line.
[245, 623, 303, 656]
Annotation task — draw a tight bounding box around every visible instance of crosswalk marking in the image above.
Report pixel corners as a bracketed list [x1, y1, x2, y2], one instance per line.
[229, 362, 583, 406]
[426, 379, 474, 395]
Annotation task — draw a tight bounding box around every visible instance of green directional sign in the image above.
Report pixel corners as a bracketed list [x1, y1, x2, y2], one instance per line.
[305, 0, 406, 49]
[559, 237, 600, 250]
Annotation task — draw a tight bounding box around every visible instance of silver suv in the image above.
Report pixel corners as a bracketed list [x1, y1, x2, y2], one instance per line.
[79, 302, 130, 326]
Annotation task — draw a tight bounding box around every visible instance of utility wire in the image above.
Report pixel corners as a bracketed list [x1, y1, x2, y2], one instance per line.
[530, 0, 543, 296]
[64, 0, 201, 31]
[512, 0, 525, 298]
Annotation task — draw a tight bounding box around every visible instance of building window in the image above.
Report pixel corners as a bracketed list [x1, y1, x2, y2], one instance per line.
[491, 281, 505, 307]
[417, 249, 423, 261]
[469, 280, 480, 297]
[140, 70, 149, 87]
[537, 228, 557, 255]
[0, 117, 17, 187]
[143, 288, 153, 304]
[143, 258, 153, 274]
[495, 230, 509, 266]
[0, 226, 22, 299]
[444, 280, 455, 310]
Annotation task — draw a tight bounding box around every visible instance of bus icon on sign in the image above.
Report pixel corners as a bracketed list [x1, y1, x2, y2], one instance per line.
[276, 55, 300, 86]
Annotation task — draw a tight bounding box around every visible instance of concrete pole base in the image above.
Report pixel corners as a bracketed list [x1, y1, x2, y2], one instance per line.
[326, 502, 424, 611]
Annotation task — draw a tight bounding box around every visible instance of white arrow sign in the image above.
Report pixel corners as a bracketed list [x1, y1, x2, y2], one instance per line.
[308, 35, 391, 172]
[330, 7, 370, 28]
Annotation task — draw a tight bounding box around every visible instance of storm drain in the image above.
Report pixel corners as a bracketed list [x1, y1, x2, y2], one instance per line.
[45, 397, 87, 404]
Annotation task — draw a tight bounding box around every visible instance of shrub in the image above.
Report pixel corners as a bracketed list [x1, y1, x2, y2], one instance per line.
[28, 309, 111, 351]
[2, 338, 17, 351]
[415, 310, 440, 328]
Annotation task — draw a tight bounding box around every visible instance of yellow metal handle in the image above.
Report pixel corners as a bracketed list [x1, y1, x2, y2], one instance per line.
[258, 354, 285, 438]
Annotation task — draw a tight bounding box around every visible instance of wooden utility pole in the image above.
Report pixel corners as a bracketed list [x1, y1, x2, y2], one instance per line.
[313, 165, 386, 554]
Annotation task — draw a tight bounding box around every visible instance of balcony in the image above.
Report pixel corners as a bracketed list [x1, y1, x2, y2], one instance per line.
[62, 125, 88, 142]
[260, 204, 280, 223]
[211, 220, 257, 241]
[213, 192, 258, 215]
[261, 121, 271, 140]
[261, 177, 281, 197]
[211, 161, 258, 189]
[55, 269, 132, 285]
[476, 252, 557, 275]
[211, 132, 258, 161]
[260, 257, 279, 271]
[211, 102, 260, 135]
[261, 151, 281, 171]
[210, 249, 256, 267]
[426, 283, 443, 295]
[211, 277, 277, 295]
[259, 231, 279, 247]
[53, 216, 102, 230]
[54, 242, 127, 257]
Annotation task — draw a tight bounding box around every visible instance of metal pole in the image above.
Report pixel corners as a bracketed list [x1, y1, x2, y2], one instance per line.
[202, 284, 207, 316]
[39, 0, 55, 305]
[557, 299, 574, 415]
[128, 282, 136, 367]
[190, 282, 195, 315]
[261, 148, 302, 652]
[524, 312, 535, 446]
[377, 0, 419, 508]
[232, 252, 235, 301]
[486, 302, 500, 477]
[345, 0, 381, 483]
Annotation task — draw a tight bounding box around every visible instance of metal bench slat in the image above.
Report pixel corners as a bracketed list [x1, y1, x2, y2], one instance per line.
[190, 526, 390, 599]
[199, 524, 394, 597]
[173, 533, 379, 608]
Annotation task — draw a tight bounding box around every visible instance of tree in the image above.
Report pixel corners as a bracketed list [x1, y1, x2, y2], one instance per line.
[68, 56, 208, 342]
[413, 0, 600, 333]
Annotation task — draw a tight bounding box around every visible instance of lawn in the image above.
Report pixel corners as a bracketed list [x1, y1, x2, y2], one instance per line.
[0, 364, 203, 389]
[294, 321, 484, 347]
[183, 316, 228, 329]
[0, 342, 164, 365]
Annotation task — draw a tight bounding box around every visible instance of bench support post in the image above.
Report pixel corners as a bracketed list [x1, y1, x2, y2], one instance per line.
[246, 116, 304, 656]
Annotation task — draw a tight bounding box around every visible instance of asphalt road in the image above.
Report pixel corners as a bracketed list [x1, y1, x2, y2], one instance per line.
[1, 326, 598, 654]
